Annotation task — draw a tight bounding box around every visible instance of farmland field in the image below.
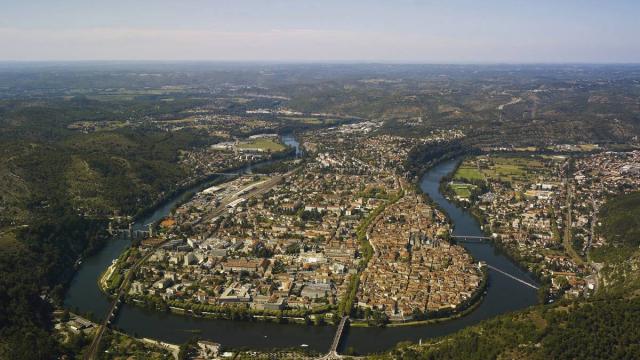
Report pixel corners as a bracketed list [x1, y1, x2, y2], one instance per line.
[237, 138, 286, 152]
[282, 116, 323, 124]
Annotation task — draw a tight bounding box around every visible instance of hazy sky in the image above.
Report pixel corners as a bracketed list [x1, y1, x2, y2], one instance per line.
[1, 0, 639, 63]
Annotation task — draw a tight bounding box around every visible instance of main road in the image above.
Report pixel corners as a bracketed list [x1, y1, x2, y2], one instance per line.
[563, 179, 584, 265]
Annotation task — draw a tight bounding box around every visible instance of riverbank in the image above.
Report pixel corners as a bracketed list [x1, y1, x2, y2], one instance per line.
[350, 267, 488, 328]
[124, 296, 337, 326]
[54, 310, 179, 359]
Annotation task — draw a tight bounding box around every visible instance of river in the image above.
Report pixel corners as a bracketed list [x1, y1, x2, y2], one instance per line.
[64, 148, 537, 355]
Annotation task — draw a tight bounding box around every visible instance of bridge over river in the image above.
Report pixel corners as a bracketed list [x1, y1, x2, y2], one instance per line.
[451, 235, 492, 241]
[324, 316, 349, 359]
[486, 264, 539, 290]
[452, 235, 539, 290]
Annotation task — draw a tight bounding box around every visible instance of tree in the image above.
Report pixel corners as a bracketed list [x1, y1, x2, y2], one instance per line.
[178, 338, 199, 360]
[61, 309, 70, 322]
[368, 310, 389, 327]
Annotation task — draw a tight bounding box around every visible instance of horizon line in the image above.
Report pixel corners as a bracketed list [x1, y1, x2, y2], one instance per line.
[1, 59, 640, 66]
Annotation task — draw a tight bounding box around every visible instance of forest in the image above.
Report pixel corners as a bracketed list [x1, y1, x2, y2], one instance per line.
[0, 97, 216, 359]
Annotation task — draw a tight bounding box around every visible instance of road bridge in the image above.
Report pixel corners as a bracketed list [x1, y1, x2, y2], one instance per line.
[204, 172, 267, 176]
[451, 235, 492, 243]
[451, 235, 492, 240]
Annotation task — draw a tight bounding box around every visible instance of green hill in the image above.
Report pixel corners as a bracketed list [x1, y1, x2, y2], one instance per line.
[597, 191, 640, 248]
[0, 101, 216, 359]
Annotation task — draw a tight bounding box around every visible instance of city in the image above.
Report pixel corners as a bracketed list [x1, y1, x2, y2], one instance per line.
[2, 2, 640, 359]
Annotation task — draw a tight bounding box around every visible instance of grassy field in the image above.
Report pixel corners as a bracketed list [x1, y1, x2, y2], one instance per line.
[237, 138, 286, 152]
[0, 228, 22, 255]
[454, 166, 485, 181]
[79, 88, 186, 102]
[450, 183, 476, 198]
[454, 155, 554, 184]
[578, 144, 599, 151]
[282, 116, 342, 125]
[513, 146, 539, 152]
[282, 116, 323, 124]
